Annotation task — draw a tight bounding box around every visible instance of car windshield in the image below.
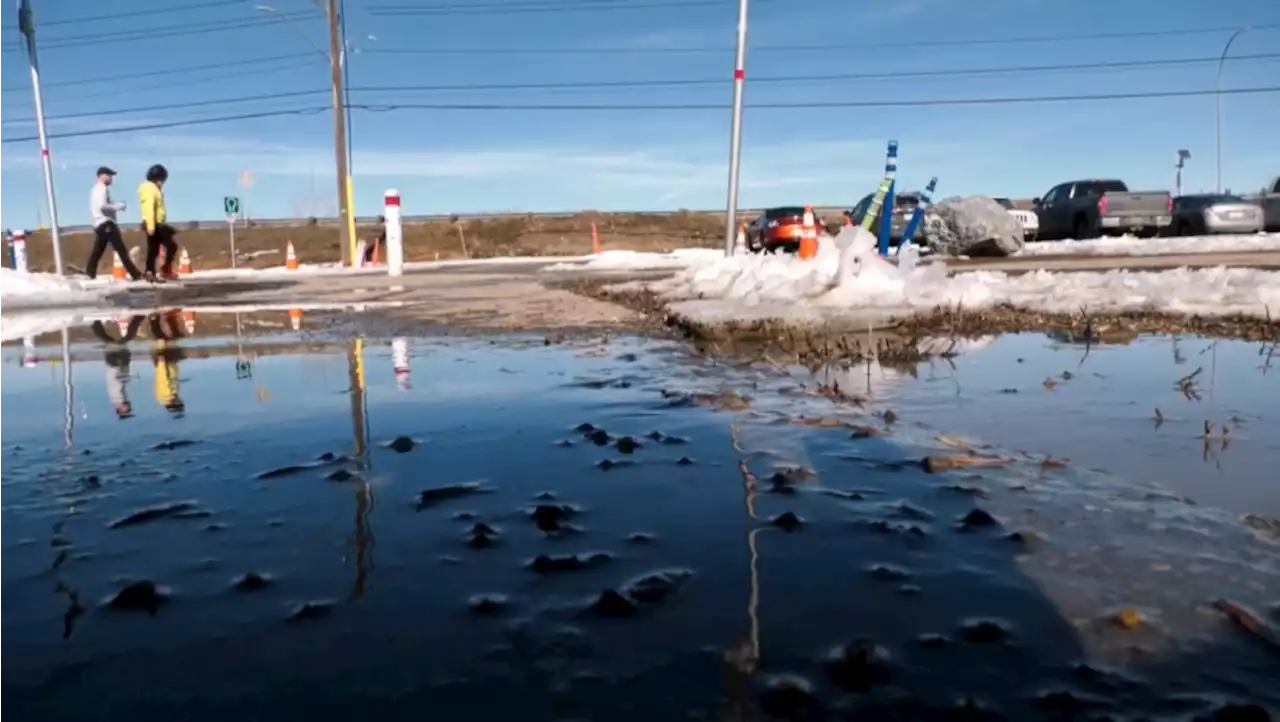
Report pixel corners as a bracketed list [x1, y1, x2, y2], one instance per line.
[994, 198, 1015, 210]
[764, 207, 807, 220]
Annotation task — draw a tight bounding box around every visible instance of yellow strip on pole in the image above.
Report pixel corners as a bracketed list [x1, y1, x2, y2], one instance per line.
[345, 174, 358, 266]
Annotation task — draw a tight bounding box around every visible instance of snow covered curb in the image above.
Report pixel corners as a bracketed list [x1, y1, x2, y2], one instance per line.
[1, 269, 111, 312]
[1018, 232, 1280, 257]
[602, 228, 1280, 333]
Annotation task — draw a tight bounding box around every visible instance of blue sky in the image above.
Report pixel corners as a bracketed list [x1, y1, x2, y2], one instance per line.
[2, 0, 1278, 228]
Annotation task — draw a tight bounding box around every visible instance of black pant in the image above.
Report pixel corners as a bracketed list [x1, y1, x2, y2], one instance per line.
[87, 221, 141, 279]
[145, 224, 177, 274]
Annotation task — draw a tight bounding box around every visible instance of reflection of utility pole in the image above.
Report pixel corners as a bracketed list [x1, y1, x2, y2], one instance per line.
[60, 327, 74, 447]
[347, 337, 367, 459]
[345, 337, 374, 600]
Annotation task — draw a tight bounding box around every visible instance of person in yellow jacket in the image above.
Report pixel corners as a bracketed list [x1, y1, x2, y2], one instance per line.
[138, 164, 178, 282]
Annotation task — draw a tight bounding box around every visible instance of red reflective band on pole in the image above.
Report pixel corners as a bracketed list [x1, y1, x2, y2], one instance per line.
[385, 195, 401, 207]
[734, 69, 744, 80]
[41, 148, 49, 157]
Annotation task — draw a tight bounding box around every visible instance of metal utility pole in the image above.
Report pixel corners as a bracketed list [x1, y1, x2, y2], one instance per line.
[17, 0, 64, 275]
[326, 0, 353, 266]
[722, 0, 749, 257]
[1216, 27, 1249, 193]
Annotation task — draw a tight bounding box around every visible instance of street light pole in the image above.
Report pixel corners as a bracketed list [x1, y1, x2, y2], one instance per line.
[722, 0, 749, 257]
[1216, 27, 1248, 193]
[16, 0, 64, 275]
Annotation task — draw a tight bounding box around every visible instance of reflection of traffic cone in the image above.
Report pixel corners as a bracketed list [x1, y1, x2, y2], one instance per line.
[112, 252, 127, 280]
[591, 221, 601, 254]
[22, 337, 37, 367]
[288, 308, 302, 331]
[182, 310, 196, 336]
[285, 241, 299, 270]
[116, 317, 129, 336]
[799, 204, 818, 260]
[178, 247, 192, 274]
[734, 223, 747, 255]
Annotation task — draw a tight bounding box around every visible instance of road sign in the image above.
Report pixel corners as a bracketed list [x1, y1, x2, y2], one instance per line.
[238, 171, 254, 190]
[224, 196, 240, 216]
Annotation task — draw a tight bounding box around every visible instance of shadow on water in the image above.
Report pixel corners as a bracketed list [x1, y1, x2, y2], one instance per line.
[1, 314, 1276, 721]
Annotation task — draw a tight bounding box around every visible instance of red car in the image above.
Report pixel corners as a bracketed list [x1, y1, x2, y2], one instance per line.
[745, 206, 823, 254]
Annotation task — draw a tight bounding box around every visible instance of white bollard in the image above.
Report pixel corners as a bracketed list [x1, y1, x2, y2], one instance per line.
[11, 229, 29, 272]
[392, 336, 411, 391]
[22, 336, 37, 367]
[354, 239, 367, 268]
[384, 189, 404, 277]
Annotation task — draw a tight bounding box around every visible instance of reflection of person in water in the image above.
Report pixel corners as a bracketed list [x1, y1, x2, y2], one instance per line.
[150, 311, 188, 417]
[91, 316, 146, 420]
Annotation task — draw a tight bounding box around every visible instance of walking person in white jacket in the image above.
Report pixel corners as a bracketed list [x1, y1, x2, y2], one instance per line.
[86, 166, 142, 280]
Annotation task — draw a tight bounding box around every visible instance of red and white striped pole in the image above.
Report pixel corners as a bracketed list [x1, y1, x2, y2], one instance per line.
[722, 0, 749, 257]
[384, 189, 403, 277]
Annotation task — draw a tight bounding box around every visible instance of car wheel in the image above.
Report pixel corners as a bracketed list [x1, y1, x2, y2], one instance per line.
[1073, 217, 1097, 241]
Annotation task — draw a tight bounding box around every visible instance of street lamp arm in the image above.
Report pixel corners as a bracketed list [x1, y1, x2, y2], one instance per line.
[1215, 27, 1249, 193]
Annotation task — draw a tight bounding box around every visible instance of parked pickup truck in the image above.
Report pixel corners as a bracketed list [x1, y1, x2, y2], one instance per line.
[1258, 176, 1280, 232]
[1033, 179, 1172, 240]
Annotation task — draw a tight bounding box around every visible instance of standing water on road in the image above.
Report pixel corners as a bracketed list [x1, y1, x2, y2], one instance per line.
[3, 313, 1276, 720]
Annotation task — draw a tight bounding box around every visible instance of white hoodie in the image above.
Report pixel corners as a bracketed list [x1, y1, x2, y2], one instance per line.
[90, 181, 126, 228]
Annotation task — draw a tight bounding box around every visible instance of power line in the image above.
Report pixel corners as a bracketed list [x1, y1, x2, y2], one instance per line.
[0, 0, 251, 29]
[1, 52, 315, 95]
[366, 0, 773, 16]
[364, 22, 1280, 55]
[1, 13, 321, 52]
[347, 53, 1280, 93]
[1, 108, 330, 144]
[353, 86, 1280, 111]
[2, 89, 328, 127]
[4, 86, 1276, 144]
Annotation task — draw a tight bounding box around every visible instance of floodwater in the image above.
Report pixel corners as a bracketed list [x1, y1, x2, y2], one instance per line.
[2, 311, 1277, 721]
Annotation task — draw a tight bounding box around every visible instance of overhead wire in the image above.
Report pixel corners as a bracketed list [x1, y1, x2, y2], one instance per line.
[0, 0, 255, 28]
[1, 12, 322, 52]
[366, 0, 779, 15]
[347, 53, 1280, 93]
[2, 89, 329, 127]
[363, 22, 1280, 54]
[1, 52, 316, 95]
[3, 86, 1276, 144]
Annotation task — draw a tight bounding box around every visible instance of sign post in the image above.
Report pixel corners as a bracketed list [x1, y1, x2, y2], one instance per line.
[224, 195, 240, 268]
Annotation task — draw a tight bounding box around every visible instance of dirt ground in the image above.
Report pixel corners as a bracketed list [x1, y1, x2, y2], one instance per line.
[18, 212, 750, 275]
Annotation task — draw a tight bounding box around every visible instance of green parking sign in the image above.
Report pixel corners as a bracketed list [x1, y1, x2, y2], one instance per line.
[224, 196, 240, 216]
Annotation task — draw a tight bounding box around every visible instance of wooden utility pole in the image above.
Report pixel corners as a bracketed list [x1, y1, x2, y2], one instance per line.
[326, 0, 352, 265]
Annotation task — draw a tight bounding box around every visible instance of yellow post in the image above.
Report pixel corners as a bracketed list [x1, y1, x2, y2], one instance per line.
[344, 174, 358, 266]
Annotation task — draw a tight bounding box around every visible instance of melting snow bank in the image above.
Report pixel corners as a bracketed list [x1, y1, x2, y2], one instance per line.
[1020, 232, 1280, 256]
[543, 248, 722, 273]
[629, 228, 1280, 327]
[0, 269, 110, 311]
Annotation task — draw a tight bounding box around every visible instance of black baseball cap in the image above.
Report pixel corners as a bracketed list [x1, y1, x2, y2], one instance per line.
[96, 166, 116, 176]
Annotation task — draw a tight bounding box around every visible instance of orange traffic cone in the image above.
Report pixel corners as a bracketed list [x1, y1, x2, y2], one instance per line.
[288, 308, 302, 331]
[591, 221, 601, 254]
[178, 247, 193, 274]
[798, 205, 818, 260]
[182, 310, 196, 336]
[734, 223, 747, 255]
[285, 240, 299, 270]
[116, 317, 130, 336]
[111, 252, 127, 280]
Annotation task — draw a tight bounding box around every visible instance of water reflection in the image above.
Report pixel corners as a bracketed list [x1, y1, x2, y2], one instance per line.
[3, 319, 1276, 719]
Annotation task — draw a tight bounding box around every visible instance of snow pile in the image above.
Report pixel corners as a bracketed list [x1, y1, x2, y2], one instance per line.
[641, 226, 1280, 324]
[0, 268, 110, 311]
[543, 248, 722, 273]
[1019, 232, 1280, 256]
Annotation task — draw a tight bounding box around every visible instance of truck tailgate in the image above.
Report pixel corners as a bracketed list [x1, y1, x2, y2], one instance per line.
[1104, 191, 1170, 215]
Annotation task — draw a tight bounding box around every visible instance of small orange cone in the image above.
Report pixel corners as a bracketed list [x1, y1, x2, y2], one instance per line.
[182, 310, 196, 336]
[116, 317, 130, 336]
[734, 223, 747, 255]
[111, 252, 127, 280]
[798, 204, 818, 260]
[178, 247, 193, 274]
[288, 308, 303, 331]
[285, 240, 299, 270]
[591, 221, 600, 254]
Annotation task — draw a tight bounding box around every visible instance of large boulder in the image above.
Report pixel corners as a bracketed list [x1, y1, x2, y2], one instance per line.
[922, 196, 1025, 257]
